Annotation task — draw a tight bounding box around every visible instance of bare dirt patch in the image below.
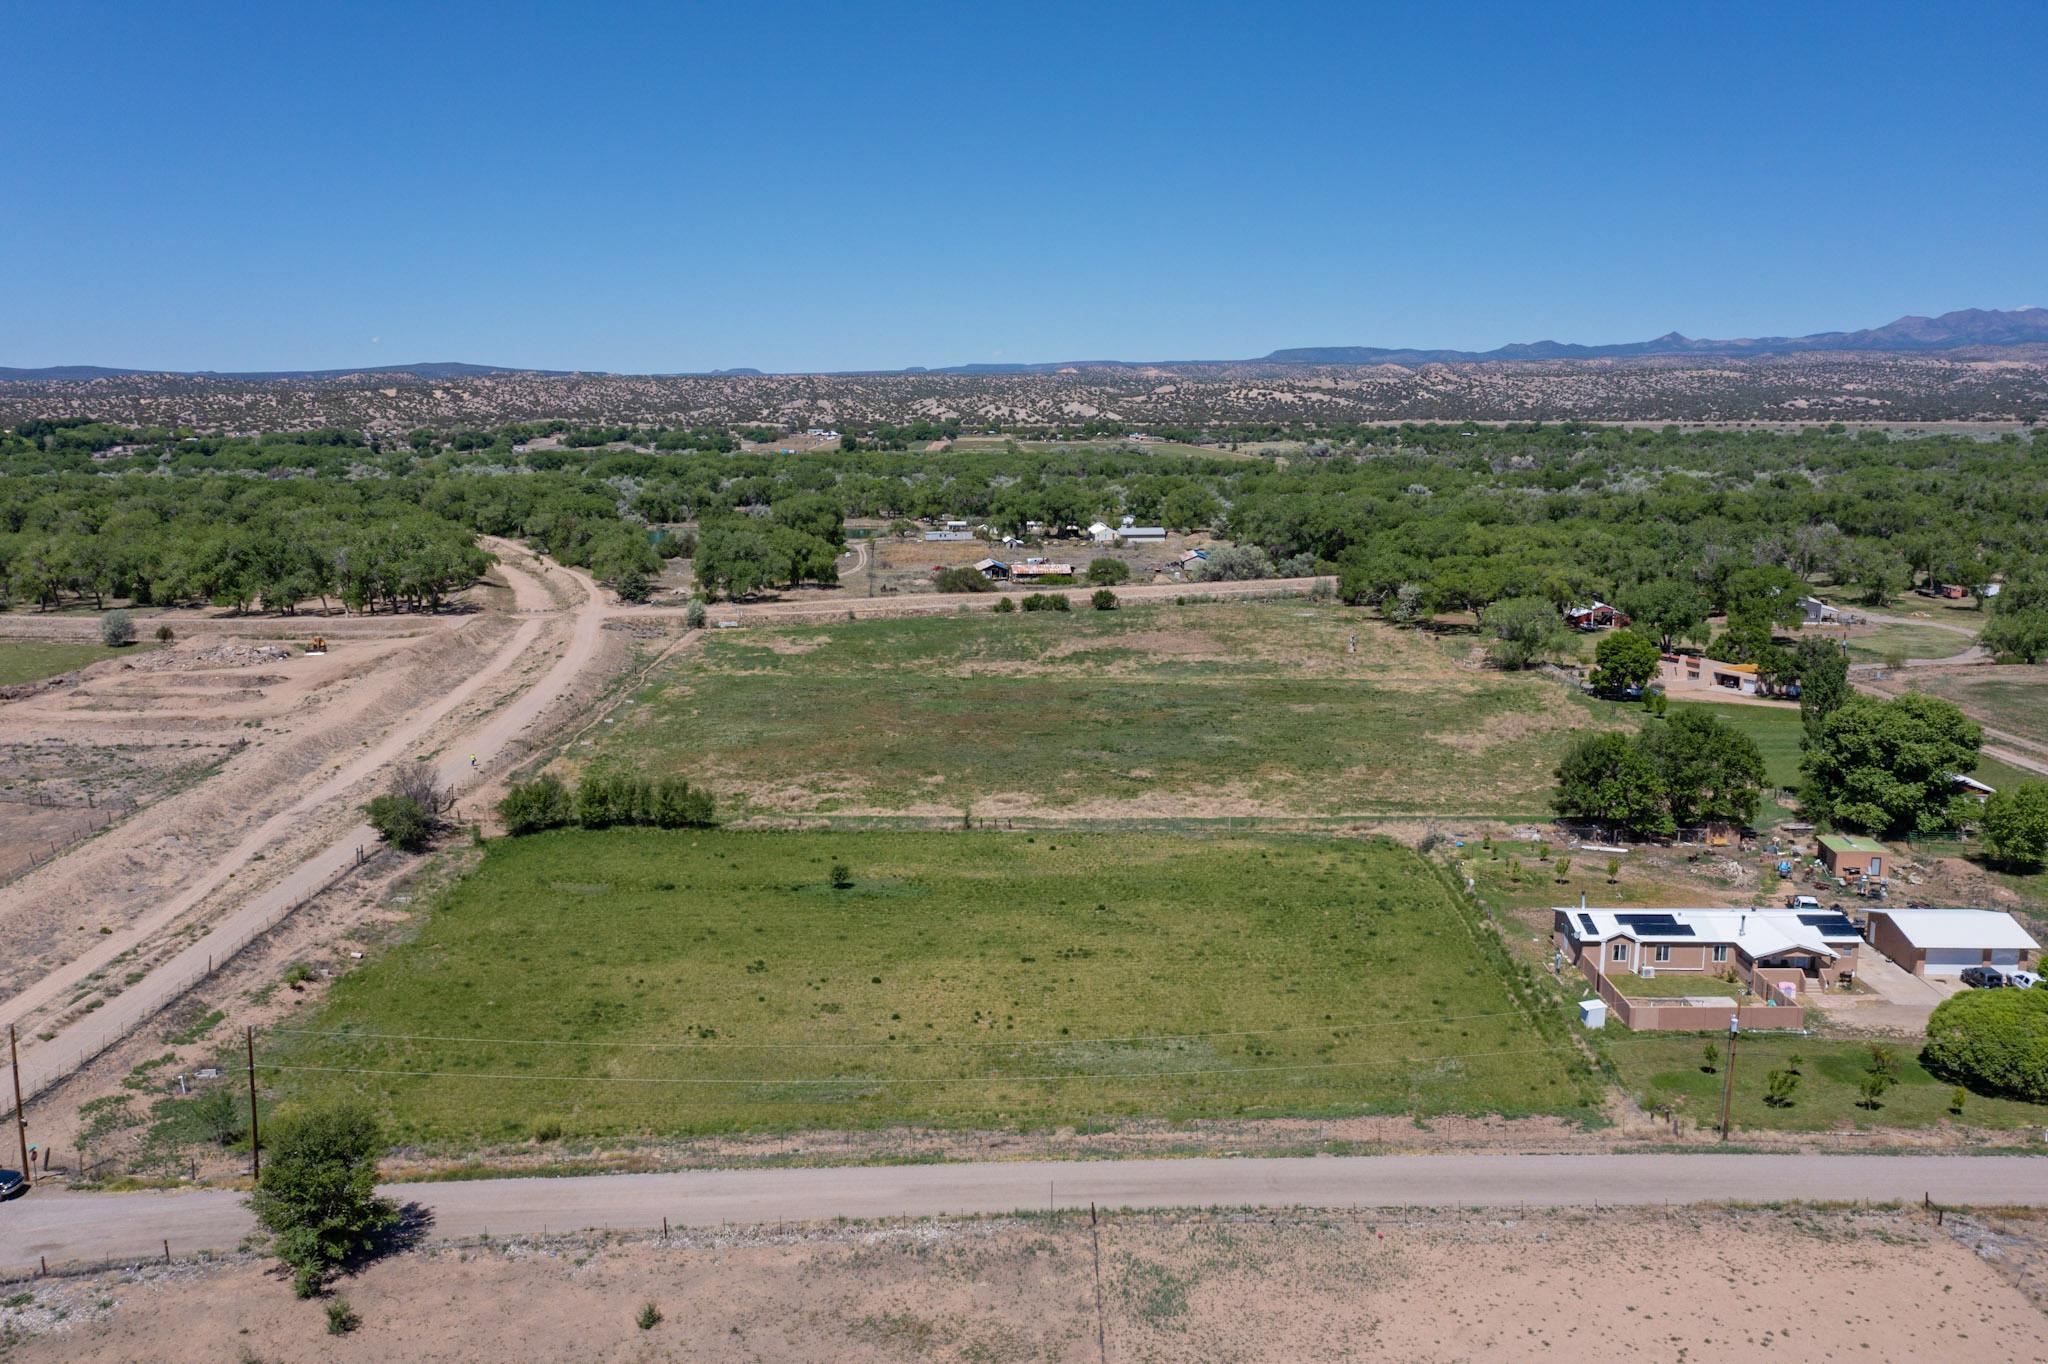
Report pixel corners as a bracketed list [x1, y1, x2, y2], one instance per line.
[4, 1205, 2027, 1362]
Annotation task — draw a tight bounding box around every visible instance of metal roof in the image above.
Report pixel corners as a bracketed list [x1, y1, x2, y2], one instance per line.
[1870, 909, 2041, 952]
[1818, 834, 1887, 855]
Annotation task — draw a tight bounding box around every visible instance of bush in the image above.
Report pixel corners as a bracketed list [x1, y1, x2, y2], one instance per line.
[246, 1103, 399, 1297]
[637, 1302, 663, 1331]
[1087, 558, 1130, 586]
[497, 775, 574, 835]
[364, 794, 433, 852]
[1924, 985, 2048, 1102]
[155, 623, 175, 642]
[1763, 1069, 1800, 1108]
[830, 862, 852, 889]
[1091, 589, 1118, 611]
[1020, 593, 1070, 613]
[934, 566, 994, 593]
[1191, 546, 1275, 582]
[326, 1297, 361, 1335]
[684, 599, 707, 630]
[992, 596, 1016, 613]
[100, 610, 136, 647]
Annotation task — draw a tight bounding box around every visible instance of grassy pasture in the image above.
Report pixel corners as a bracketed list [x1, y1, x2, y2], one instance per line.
[1841, 621, 1977, 665]
[592, 601, 1615, 821]
[1610, 1034, 2048, 1133]
[1905, 667, 2048, 751]
[0, 639, 149, 687]
[269, 830, 1592, 1144]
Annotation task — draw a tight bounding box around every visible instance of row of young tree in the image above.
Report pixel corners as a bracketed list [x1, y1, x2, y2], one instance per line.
[496, 772, 716, 835]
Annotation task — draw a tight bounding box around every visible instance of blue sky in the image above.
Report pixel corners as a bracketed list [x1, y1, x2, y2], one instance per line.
[4, 1, 2044, 373]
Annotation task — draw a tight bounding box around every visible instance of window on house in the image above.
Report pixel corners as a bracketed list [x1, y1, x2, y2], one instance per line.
[1713, 945, 1729, 963]
[1611, 942, 1628, 962]
[1654, 945, 1671, 963]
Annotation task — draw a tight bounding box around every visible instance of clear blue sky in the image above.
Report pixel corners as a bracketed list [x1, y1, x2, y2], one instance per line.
[4, 1, 2043, 373]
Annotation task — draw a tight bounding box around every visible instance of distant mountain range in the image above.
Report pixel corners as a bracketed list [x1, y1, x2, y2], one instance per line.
[4, 308, 2044, 382]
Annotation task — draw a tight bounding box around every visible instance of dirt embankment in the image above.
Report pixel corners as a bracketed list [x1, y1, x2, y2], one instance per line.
[2, 1204, 2034, 1363]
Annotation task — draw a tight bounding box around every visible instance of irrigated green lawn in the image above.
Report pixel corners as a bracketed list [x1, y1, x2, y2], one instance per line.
[1842, 622, 1977, 665]
[1609, 1034, 2048, 1133]
[1907, 668, 2048, 751]
[589, 601, 1617, 820]
[0, 639, 151, 686]
[268, 830, 1592, 1144]
[1671, 698, 2035, 799]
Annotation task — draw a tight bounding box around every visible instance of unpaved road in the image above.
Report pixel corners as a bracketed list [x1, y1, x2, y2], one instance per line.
[0, 544, 611, 1105]
[633, 574, 1332, 625]
[7, 1152, 2048, 1270]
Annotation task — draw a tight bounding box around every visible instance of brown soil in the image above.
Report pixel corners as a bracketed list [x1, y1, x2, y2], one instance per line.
[4, 1204, 2032, 1362]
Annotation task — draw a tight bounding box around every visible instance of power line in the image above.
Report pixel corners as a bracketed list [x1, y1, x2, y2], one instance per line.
[262, 1008, 1534, 1053]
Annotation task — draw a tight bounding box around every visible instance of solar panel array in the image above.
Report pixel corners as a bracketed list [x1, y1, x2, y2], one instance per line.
[1578, 913, 1598, 935]
[1797, 913, 1862, 937]
[1615, 913, 1696, 937]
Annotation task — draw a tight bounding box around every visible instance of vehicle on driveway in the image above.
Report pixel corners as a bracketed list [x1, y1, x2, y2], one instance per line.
[0, 1169, 25, 1200]
[2008, 970, 2043, 990]
[1960, 966, 2007, 989]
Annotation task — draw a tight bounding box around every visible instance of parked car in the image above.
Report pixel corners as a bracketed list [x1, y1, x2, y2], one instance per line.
[0, 1169, 24, 1200]
[1788, 894, 1823, 911]
[2008, 970, 2043, 990]
[1960, 966, 2007, 989]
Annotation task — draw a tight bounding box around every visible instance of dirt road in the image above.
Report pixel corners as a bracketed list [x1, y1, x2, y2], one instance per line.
[631, 575, 1332, 626]
[0, 544, 611, 1105]
[7, 1152, 2048, 1271]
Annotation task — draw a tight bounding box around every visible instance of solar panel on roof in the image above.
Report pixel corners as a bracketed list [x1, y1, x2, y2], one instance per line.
[1615, 913, 1695, 937]
[1578, 913, 1598, 934]
[1798, 913, 1860, 936]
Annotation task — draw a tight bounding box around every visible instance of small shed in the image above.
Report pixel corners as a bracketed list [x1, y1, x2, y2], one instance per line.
[1866, 908, 2041, 977]
[1817, 834, 1886, 880]
[972, 557, 1010, 580]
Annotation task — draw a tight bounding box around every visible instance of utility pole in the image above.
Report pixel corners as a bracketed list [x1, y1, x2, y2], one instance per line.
[9, 1025, 31, 1187]
[245, 1026, 261, 1181]
[1718, 1014, 1740, 1142]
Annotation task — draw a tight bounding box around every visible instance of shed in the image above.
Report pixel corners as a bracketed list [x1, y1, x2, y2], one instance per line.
[972, 557, 1010, 580]
[1817, 834, 1886, 879]
[1865, 908, 2041, 977]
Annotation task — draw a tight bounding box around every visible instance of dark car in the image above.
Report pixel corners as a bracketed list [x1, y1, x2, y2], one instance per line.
[0, 1169, 25, 1200]
[1960, 966, 2007, 989]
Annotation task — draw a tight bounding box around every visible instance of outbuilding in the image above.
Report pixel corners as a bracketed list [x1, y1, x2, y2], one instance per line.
[1865, 908, 2041, 977]
[1817, 834, 1886, 880]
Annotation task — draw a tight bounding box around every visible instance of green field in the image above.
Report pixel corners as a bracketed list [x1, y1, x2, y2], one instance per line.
[0, 639, 149, 686]
[267, 830, 1592, 1144]
[1672, 698, 2037, 799]
[1610, 1034, 2048, 1133]
[1842, 622, 1977, 665]
[1906, 668, 2048, 751]
[590, 601, 1616, 821]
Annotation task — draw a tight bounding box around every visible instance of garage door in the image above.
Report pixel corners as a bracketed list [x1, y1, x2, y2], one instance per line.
[1992, 950, 2023, 968]
[1925, 948, 1979, 975]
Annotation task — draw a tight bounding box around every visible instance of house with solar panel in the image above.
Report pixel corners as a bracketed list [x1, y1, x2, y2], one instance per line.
[1554, 906, 1863, 1008]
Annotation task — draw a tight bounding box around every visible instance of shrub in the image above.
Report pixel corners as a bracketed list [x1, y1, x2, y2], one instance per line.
[364, 794, 433, 852]
[326, 1297, 361, 1335]
[830, 862, 852, 889]
[935, 566, 994, 594]
[992, 597, 1016, 613]
[1763, 1069, 1800, 1108]
[1086, 557, 1130, 586]
[1021, 593, 1071, 613]
[684, 599, 707, 630]
[155, 623, 176, 642]
[246, 1103, 399, 1297]
[497, 775, 574, 835]
[100, 610, 136, 647]
[1091, 589, 1118, 611]
[1924, 986, 2048, 1102]
[1700, 1042, 1719, 1074]
[637, 1302, 663, 1331]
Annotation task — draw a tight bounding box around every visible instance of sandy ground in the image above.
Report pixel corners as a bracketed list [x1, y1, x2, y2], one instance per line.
[1, 544, 649, 1163]
[3, 1203, 2041, 1362]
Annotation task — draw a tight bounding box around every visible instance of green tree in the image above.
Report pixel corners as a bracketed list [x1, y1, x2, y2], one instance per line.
[246, 1103, 399, 1296]
[1086, 557, 1130, 586]
[1091, 588, 1118, 610]
[364, 793, 434, 851]
[1982, 782, 2048, 871]
[1640, 708, 1767, 828]
[1482, 595, 1571, 669]
[1551, 732, 1674, 837]
[1925, 987, 2048, 1101]
[1621, 580, 1711, 652]
[1799, 693, 1983, 836]
[1981, 571, 2048, 662]
[1763, 1068, 1800, 1108]
[497, 775, 573, 835]
[1589, 629, 1661, 693]
[1792, 635, 1851, 740]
